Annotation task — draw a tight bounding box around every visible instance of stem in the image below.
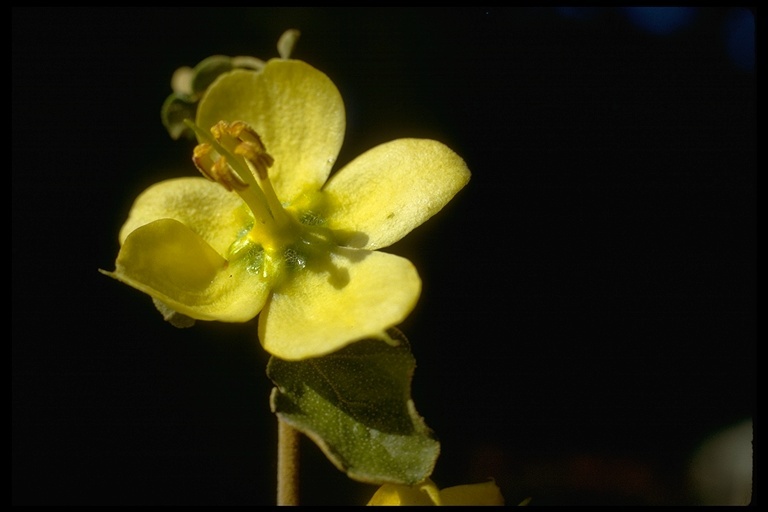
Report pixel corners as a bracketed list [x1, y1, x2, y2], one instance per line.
[277, 418, 300, 506]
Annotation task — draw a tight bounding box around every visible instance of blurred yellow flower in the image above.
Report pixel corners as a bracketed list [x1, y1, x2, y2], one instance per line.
[101, 58, 470, 360]
[367, 478, 505, 506]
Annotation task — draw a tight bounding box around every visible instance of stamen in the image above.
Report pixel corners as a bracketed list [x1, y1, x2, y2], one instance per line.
[192, 143, 217, 182]
[192, 144, 248, 191]
[210, 121, 238, 150]
[223, 123, 294, 235]
[235, 144, 273, 179]
[212, 156, 249, 191]
[187, 120, 260, 191]
[223, 121, 275, 179]
[228, 121, 264, 148]
[183, 118, 299, 251]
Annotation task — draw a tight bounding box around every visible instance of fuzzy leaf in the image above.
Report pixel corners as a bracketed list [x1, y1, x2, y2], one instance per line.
[267, 330, 439, 485]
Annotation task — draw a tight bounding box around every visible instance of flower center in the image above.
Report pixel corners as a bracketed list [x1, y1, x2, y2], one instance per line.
[188, 119, 300, 254]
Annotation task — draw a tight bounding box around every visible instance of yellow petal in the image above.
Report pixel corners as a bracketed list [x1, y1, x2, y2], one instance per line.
[438, 480, 505, 506]
[197, 59, 345, 204]
[367, 480, 439, 506]
[259, 249, 421, 360]
[118, 177, 247, 257]
[367, 479, 505, 506]
[104, 219, 270, 322]
[322, 139, 470, 250]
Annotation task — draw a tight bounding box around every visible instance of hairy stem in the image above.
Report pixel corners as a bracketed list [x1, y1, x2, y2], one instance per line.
[277, 418, 300, 506]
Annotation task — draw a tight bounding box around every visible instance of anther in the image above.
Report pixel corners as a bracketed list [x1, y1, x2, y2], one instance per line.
[210, 121, 236, 148]
[211, 120, 275, 180]
[192, 143, 248, 191]
[235, 142, 274, 179]
[192, 144, 217, 182]
[212, 156, 249, 191]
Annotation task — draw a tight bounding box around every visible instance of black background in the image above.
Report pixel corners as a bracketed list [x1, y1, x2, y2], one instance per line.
[13, 7, 755, 505]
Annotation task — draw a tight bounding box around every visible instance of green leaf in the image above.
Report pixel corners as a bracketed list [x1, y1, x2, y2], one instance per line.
[267, 330, 440, 485]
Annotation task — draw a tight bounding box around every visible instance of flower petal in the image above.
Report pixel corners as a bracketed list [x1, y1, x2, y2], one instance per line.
[197, 59, 345, 203]
[322, 139, 470, 250]
[104, 218, 270, 322]
[438, 480, 505, 506]
[259, 248, 421, 360]
[118, 177, 247, 256]
[367, 479, 505, 506]
[367, 480, 439, 506]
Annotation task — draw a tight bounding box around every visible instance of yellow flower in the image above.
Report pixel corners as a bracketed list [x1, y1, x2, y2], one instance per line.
[367, 478, 505, 506]
[101, 58, 470, 360]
